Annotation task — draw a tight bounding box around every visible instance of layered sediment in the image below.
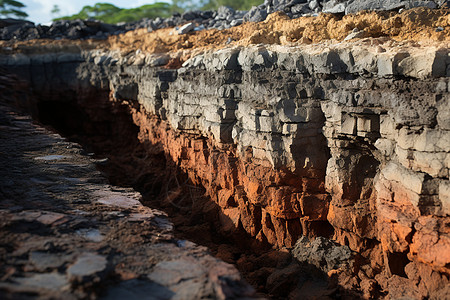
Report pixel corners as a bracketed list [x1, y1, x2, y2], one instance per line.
[1, 7, 449, 299]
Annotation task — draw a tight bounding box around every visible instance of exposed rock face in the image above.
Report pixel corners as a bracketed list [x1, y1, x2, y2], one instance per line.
[1, 39, 449, 298]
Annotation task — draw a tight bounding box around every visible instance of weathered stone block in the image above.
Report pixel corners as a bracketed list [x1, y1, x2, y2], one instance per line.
[341, 113, 357, 135]
[381, 162, 424, 195]
[439, 180, 450, 215]
[377, 52, 409, 77]
[397, 50, 447, 79]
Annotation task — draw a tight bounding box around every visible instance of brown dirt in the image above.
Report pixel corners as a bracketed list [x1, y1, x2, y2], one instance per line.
[1, 7, 449, 56]
[107, 7, 450, 54]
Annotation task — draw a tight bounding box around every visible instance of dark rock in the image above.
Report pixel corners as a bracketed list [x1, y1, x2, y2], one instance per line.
[0, 18, 34, 28]
[323, 0, 347, 13]
[291, 3, 311, 14]
[288, 0, 308, 5]
[230, 19, 243, 26]
[181, 11, 198, 21]
[200, 10, 215, 19]
[177, 22, 195, 34]
[243, 6, 268, 23]
[291, 236, 354, 273]
[309, 0, 320, 10]
[345, 0, 408, 14]
[217, 6, 235, 18]
[99, 23, 116, 33]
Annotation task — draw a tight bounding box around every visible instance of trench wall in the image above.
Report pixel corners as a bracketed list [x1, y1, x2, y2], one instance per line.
[1, 43, 449, 296]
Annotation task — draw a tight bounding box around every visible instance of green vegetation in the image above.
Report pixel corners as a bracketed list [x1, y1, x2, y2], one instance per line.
[54, 2, 173, 24]
[200, 0, 263, 11]
[0, 0, 28, 19]
[54, 0, 265, 24]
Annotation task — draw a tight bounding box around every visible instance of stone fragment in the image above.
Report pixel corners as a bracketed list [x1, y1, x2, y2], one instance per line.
[439, 180, 450, 215]
[377, 52, 409, 77]
[344, 29, 366, 41]
[34, 155, 67, 161]
[266, 263, 301, 296]
[291, 3, 310, 14]
[148, 258, 206, 286]
[380, 162, 424, 195]
[147, 54, 170, 67]
[396, 50, 447, 78]
[76, 228, 104, 242]
[243, 6, 268, 23]
[345, 0, 407, 15]
[67, 253, 107, 278]
[95, 190, 142, 208]
[323, 0, 347, 13]
[36, 212, 66, 225]
[30, 251, 72, 271]
[292, 236, 354, 272]
[13, 273, 68, 291]
[177, 23, 195, 35]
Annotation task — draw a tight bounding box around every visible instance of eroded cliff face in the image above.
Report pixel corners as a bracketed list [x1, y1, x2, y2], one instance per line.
[1, 35, 449, 298]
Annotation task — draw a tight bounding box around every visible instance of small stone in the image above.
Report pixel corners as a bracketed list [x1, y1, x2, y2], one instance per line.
[436, 26, 444, 32]
[344, 29, 366, 41]
[34, 155, 67, 161]
[177, 23, 195, 34]
[322, 0, 346, 13]
[243, 6, 268, 23]
[230, 19, 243, 27]
[95, 190, 142, 208]
[13, 273, 68, 291]
[30, 251, 72, 271]
[309, 0, 319, 10]
[67, 253, 107, 278]
[36, 212, 65, 225]
[76, 228, 104, 242]
[147, 258, 206, 286]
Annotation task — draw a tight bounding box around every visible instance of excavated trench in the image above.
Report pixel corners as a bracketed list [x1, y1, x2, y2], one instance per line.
[2, 38, 450, 299]
[0, 67, 325, 299]
[25, 76, 340, 299]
